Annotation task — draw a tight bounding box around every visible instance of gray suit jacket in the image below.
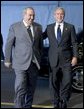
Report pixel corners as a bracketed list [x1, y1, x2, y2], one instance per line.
[43, 22, 78, 67]
[5, 21, 42, 70]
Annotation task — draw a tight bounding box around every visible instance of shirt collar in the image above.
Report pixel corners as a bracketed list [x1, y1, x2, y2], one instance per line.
[55, 22, 64, 27]
[23, 20, 33, 28]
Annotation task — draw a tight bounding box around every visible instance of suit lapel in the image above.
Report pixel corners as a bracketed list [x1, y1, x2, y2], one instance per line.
[32, 23, 38, 41]
[51, 23, 58, 44]
[32, 23, 36, 40]
[21, 21, 32, 43]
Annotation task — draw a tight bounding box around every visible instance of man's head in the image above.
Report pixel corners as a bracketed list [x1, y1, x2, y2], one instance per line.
[54, 7, 65, 23]
[23, 7, 35, 26]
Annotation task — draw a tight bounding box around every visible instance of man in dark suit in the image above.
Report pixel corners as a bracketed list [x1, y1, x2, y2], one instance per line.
[4, 7, 42, 108]
[1, 34, 4, 61]
[43, 7, 78, 108]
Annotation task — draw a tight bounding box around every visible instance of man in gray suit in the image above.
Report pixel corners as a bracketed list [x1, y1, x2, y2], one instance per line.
[43, 7, 78, 108]
[4, 7, 42, 108]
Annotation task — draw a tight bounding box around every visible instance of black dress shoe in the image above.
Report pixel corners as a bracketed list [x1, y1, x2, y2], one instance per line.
[54, 104, 59, 108]
[54, 106, 59, 108]
[59, 100, 67, 108]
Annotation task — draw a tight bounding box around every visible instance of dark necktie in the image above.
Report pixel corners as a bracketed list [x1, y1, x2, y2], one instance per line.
[27, 26, 34, 42]
[57, 25, 61, 43]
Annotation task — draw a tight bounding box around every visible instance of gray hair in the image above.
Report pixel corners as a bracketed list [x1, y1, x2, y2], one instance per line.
[54, 7, 65, 16]
[23, 7, 35, 15]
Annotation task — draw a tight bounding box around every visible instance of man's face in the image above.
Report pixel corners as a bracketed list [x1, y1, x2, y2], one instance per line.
[24, 9, 35, 25]
[54, 9, 65, 23]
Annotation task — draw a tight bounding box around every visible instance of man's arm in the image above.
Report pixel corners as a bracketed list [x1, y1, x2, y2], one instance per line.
[71, 25, 78, 66]
[4, 25, 15, 68]
[42, 28, 48, 39]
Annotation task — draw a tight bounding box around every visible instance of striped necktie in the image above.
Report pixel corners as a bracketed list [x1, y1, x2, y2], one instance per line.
[27, 26, 34, 42]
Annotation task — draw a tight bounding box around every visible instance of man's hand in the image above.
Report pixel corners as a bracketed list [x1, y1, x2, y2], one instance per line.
[4, 62, 11, 68]
[71, 57, 77, 66]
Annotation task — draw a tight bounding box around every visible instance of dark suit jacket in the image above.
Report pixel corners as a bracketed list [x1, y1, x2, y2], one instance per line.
[5, 21, 42, 70]
[43, 22, 78, 67]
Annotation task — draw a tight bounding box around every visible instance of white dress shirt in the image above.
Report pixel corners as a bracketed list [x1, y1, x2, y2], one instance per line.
[54, 22, 64, 39]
